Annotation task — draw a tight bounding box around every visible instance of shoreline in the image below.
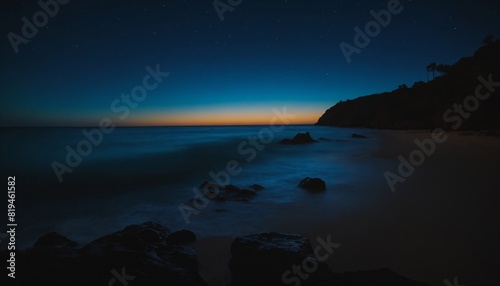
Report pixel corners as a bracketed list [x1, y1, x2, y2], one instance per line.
[192, 130, 500, 286]
[7, 129, 499, 285]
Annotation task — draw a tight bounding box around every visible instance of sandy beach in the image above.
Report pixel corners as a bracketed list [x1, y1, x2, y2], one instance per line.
[193, 130, 500, 286]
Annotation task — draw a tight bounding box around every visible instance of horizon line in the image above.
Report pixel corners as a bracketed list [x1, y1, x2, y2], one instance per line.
[0, 123, 318, 128]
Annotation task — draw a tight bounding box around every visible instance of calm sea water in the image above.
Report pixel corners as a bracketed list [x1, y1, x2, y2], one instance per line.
[0, 125, 383, 248]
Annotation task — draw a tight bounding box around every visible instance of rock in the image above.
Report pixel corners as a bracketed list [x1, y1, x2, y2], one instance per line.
[299, 177, 327, 192]
[351, 133, 367, 138]
[167, 230, 197, 245]
[82, 221, 171, 254]
[221, 185, 257, 201]
[30, 232, 80, 260]
[34, 232, 79, 250]
[250, 184, 265, 191]
[229, 232, 333, 286]
[200, 182, 257, 202]
[15, 222, 208, 286]
[12, 226, 430, 286]
[280, 132, 318, 144]
[228, 233, 428, 286]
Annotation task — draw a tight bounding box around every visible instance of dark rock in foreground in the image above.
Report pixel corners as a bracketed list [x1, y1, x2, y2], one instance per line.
[280, 132, 318, 145]
[12, 222, 208, 286]
[166, 230, 197, 245]
[33, 231, 79, 250]
[229, 233, 427, 286]
[229, 232, 333, 286]
[299, 177, 327, 192]
[9, 224, 430, 286]
[200, 181, 257, 202]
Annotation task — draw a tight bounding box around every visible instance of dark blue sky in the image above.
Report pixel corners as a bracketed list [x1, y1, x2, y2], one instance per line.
[1, 0, 499, 126]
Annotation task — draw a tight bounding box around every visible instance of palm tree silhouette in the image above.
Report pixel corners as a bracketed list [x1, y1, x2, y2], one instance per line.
[436, 64, 451, 76]
[426, 62, 436, 81]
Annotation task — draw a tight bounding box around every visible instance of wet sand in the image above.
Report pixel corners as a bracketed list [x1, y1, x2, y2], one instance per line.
[193, 130, 500, 286]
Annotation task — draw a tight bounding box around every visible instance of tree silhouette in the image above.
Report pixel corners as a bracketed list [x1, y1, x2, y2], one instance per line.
[483, 34, 494, 46]
[426, 62, 436, 81]
[436, 64, 451, 76]
[412, 81, 425, 88]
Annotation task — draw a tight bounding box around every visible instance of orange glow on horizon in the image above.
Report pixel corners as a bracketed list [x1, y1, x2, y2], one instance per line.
[120, 108, 322, 126]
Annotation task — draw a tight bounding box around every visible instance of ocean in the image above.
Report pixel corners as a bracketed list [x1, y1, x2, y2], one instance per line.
[0, 125, 384, 248]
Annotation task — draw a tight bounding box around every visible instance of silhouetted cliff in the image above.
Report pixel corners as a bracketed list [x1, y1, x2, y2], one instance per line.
[316, 40, 500, 131]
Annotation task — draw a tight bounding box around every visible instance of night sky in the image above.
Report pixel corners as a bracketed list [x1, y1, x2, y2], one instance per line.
[1, 0, 499, 126]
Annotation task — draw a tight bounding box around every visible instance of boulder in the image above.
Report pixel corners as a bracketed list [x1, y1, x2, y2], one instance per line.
[229, 232, 333, 286]
[228, 233, 428, 286]
[250, 184, 265, 191]
[280, 132, 318, 144]
[34, 231, 79, 250]
[10, 226, 430, 286]
[200, 182, 257, 202]
[299, 177, 327, 192]
[167, 230, 197, 245]
[31, 231, 80, 259]
[82, 221, 171, 254]
[14, 222, 208, 286]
